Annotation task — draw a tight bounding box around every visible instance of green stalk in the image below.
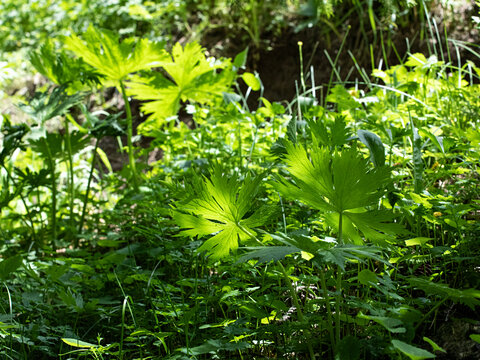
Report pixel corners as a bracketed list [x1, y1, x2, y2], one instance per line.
[335, 268, 343, 344]
[278, 262, 316, 360]
[43, 138, 57, 250]
[237, 117, 243, 168]
[64, 117, 75, 240]
[119, 80, 138, 190]
[298, 41, 306, 93]
[78, 139, 99, 236]
[4, 283, 13, 356]
[119, 296, 127, 360]
[335, 212, 344, 345]
[319, 269, 335, 358]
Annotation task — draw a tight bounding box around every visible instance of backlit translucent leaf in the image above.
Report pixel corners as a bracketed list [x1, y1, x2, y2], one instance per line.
[63, 25, 169, 83]
[62, 338, 99, 348]
[127, 42, 235, 134]
[174, 168, 273, 260]
[242, 72, 261, 91]
[423, 337, 446, 353]
[276, 142, 399, 244]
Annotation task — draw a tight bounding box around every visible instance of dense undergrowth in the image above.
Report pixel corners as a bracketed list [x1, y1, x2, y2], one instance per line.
[1, 1, 480, 359]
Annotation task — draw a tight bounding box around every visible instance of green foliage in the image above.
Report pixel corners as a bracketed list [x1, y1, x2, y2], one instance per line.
[174, 167, 275, 259]
[128, 42, 236, 134]
[276, 142, 401, 244]
[19, 85, 84, 125]
[0, 4, 479, 358]
[391, 339, 435, 360]
[63, 25, 169, 85]
[29, 40, 100, 92]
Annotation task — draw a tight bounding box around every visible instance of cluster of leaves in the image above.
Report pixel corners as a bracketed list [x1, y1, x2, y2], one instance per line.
[1, 7, 480, 360]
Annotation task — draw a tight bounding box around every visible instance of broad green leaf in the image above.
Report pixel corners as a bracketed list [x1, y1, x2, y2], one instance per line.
[237, 246, 300, 264]
[174, 168, 274, 260]
[405, 237, 432, 247]
[391, 339, 435, 360]
[242, 72, 261, 91]
[28, 132, 64, 159]
[359, 314, 406, 333]
[423, 337, 446, 353]
[62, 338, 99, 348]
[343, 211, 403, 244]
[358, 269, 378, 285]
[410, 193, 432, 209]
[233, 47, 249, 69]
[470, 334, 480, 344]
[326, 84, 358, 110]
[0, 256, 23, 280]
[127, 42, 235, 134]
[240, 304, 269, 319]
[63, 25, 168, 83]
[405, 53, 428, 67]
[276, 143, 398, 244]
[278, 144, 391, 213]
[357, 129, 385, 167]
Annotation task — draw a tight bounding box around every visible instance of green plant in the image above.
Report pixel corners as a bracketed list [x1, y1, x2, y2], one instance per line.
[63, 25, 169, 188]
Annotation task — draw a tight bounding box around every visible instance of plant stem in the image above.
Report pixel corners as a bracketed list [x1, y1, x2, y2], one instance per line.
[319, 268, 335, 358]
[78, 139, 99, 237]
[278, 262, 316, 360]
[119, 296, 127, 360]
[335, 268, 343, 345]
[335, 212, 344, 345]
[64, 117, 75, 241]
[43, 138, 57, 250]
[119, 80, 138, 190]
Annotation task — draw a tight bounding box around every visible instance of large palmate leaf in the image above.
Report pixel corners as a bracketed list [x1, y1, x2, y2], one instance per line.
[127, 42, 235, 134]
[173, 167, 275, 260]
[276, 143, 402, 244]
[63, 25, 169, 83]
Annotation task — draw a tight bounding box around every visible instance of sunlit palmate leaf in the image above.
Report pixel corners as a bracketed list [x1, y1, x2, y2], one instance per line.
[276, 142, 402, 244]
[127, 42, 236, 134]
[63, 25, 169, 84]
[173, 167, 275, 260]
